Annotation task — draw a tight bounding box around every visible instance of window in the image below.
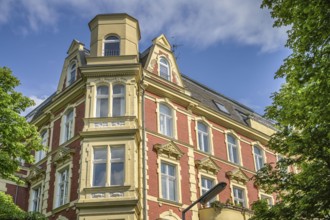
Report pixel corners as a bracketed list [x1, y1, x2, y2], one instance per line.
[159, 104, 173, 137]
[96, 86, 109, 117]
[31, 185, 42, 212]
[201, 176, 215, 204]
[66, 61, 77, 87]
[161, 162, 177, 201]
[227, 134, 239, 164]
[254, 145, 264, 171]
[92, 145, 125, 187]
[215, 102, 229, 114]
[35, 130, 47, 163]
[198, 122, 209, 153]
[63, 109, 74, 143]
[112, 84, 125, 116]
[260, 195, 273, 206]
[104, 36, 120, 56]
[56, 168, 69, 207]
[233, 187, 246, 207]
[159, 58, 170, 81]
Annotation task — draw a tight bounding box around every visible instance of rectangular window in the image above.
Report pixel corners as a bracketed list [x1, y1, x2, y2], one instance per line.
[31, 185, 42, 212]
[159, 104, 173, 137]
[233, 187, 246, 207]
[92, 145, 125, 187]
[57, 168, 69, 207]
[228, 142, 239, 164]
[112, 85, 125, 117]
[110, 146, 125, 185]
[93, 147, 107, 187]
[161, 162, 177, 201]
[201, 177, 215, 205]
[261, 195, 273, 206]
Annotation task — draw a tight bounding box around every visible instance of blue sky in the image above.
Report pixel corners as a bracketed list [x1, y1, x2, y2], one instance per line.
[0, 0, 290, 115]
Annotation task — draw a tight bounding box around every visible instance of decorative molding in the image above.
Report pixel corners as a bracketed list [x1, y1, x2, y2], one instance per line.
[195, 157, 220, 174]
[53, 146, 75, 167]
[226, 168, 249, 184]
[26, 166, 45, 183]
[154, 141, 184, 160]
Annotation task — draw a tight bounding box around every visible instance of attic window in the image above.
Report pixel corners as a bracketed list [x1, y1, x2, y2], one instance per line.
[66, 60, 77, 87]
[215, 102, 229, 114]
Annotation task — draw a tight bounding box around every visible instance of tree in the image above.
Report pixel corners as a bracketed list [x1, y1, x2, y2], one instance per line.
[0, 67, 43, 182]
[0, 192, 47, 220]
[251, 0, 330, 219]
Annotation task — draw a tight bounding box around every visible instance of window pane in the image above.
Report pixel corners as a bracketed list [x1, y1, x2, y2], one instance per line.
[227, 135, 235, 144]
[93, 163, 106, 186]
[112, 98, 123, 116]
[97, 86, 109, 95]
[111, 147, 124, 160]
[96, 98, 108, 117]
[113, 85, 124, 94]
[169, 178, 176, 201]
[110, 162, 124, 185]
[94, 148, 107, 160]
[198, 122, 207, 132]
[161, 175, 167, 199]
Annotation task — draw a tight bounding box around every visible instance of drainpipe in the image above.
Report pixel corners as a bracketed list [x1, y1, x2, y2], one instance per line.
[140, 73, 147, 220]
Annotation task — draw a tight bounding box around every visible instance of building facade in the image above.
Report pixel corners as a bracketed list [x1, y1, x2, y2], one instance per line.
[1, 14, 282, 220]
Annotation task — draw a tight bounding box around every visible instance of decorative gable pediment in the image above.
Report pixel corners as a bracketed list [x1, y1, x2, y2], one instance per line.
[26, 166, 45, 183]
[67, 39, 85, 55]
[152, 34, 172, 51]
[143, 34, 184, 88]
[154, 141, 184, 160]
[53, 146, 75, 167]
[226, 168, 249, 184]
[196, 157, 220, 174]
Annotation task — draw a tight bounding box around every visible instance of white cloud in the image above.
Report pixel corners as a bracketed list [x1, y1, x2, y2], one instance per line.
[22, 95, 48, 116]
[0, 0, 287, 52]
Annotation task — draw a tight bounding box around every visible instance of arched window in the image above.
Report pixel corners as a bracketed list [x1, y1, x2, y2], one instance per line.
[198, 122, 209, 152]
[63, 109, 74, 143]
[254, 145, 264, 171]
[96, 86, 109, 117]
[104, 36, 120, 56]
[227, 134, 240, 164]
[112, 84, 125, 116]
[66, 61, 77, 87]
[159, 103, 173, 137]
[159, 58, 170, 81]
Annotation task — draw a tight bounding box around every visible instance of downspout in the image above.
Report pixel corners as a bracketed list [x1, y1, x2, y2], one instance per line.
[140, 73, 147, 220]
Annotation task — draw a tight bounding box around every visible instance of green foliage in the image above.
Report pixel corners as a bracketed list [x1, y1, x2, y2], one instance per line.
[0, 192, 46, 220]
[0, 67, 43, 183]
[253, 0, 330, 219]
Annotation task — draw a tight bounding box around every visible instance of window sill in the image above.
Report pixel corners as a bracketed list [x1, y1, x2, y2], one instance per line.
[52, 202, 70, 215]
[158, 198, 183, 208]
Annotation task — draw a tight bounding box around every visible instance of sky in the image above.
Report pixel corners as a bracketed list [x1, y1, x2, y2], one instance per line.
[0, 0, 290, 115]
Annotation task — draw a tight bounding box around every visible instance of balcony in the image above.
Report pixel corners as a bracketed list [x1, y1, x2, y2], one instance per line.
[199, 203, 253, 220]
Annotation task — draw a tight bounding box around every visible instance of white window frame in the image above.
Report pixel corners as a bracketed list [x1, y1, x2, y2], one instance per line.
[227, 134, 240, 165]
[159, 103, 174, 138]
[29, 184, 42, 212]
[66, 60, 77, 87]
[159, 57, 171, 81]
[92, 145, 125, 187]
[35, 130, 47, 163]
[95, 85, 109, 118]
[103, 35, 120, 56]
[55, 167, 69, 208]
[259, 193, 274, 206]
[161, 161, 177, 202]
[112, 84, 126, 117]
[60, 108, 75, 144]
[200, 174, 216, 206]
[197, 121, 211, 153]
[253, 145, 265, 171]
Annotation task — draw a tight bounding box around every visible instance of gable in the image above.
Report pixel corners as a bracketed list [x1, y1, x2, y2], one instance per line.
[57, 40, 86, 94]
[226, 168, 249, 184]
[143, 34, 183, 87]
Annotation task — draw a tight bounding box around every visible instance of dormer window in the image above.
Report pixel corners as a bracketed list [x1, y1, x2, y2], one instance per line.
[66, 61, 77, 87]
[104, 36, 120, 56]
[159, 58, 170, 81]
